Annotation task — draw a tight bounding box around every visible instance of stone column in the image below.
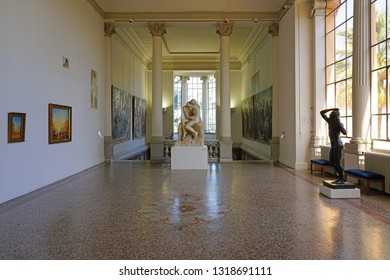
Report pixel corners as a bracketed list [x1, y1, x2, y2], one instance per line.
[344, 0, 370, 169]
[201, 76, 209, 132]
[310, 0, 327, 160]
[104, 22, 115, 161]
[216, 21, 233, 162]
[268, 22, 280, 162]
[148, 22, 166, 163]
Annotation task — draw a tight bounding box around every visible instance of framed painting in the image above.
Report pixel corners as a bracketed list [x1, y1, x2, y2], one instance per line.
[112, 86, 132, 143]
[8, 112, 26, 143]
[254, 86, 273, 143]
[241, 96, 255, 140]
[48, 103, 72, 144]
[91, 69, 98, 109]
[133, 96, 147, 139]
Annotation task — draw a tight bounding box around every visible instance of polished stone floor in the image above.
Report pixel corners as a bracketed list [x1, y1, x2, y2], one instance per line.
[0, 161, 390, 260]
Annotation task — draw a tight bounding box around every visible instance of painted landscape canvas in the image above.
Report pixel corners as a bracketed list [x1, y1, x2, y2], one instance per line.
[8, 112, 26, 143]
[112, 86, 132, 143]
[241, 96, 254, 140]
[254, 86, 272, 143]
[133, 96, 147, 139]
[49, 104, 72, 144]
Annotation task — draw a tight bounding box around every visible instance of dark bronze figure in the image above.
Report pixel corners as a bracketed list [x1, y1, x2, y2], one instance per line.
[320, 108, 347, 184]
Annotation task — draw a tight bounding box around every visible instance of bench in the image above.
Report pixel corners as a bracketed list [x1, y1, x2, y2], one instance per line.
[310, 159, 336, 176]
[345, 169, 385, 193]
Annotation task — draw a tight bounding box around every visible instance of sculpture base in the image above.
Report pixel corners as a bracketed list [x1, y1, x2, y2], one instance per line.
[320, 180, 360, 198]
[171, 145, 208, 170]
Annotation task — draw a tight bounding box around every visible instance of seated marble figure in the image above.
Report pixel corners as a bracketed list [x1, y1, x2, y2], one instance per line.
[176, 99, 204, 146]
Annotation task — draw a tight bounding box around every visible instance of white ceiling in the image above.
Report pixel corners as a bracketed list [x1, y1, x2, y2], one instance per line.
[91, 0, 294, 68]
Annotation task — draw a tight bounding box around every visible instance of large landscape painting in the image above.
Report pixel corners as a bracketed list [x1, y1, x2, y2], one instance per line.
[112, 86, 132, 143]
[254, 86, 272, 143]
[133, 96, 147, 139]
[241, 96, 254, 140]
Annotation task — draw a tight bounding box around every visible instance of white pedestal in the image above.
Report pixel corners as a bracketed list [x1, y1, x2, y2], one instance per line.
[171, 145, 208, 170]
[320, 180, 361, 199]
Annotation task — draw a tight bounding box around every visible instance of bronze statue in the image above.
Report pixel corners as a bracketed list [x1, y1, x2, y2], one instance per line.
[320, 108, 347, 184]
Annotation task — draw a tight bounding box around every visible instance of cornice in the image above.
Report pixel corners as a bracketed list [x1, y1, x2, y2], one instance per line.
[115, 27, 151, 67]
[148, 56, 241, 71]
[238, 26, 270, 66]
[104, 11, 279, 22]
[86, 0, 105, 18]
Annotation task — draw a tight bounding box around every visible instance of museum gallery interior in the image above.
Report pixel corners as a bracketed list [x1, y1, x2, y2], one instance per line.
[1, 0, 390, 260]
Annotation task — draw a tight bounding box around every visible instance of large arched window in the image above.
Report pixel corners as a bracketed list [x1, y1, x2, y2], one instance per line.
[325, 0, 354, 141]
[173, 73, 216, 138]
[371, 0, 390, 149]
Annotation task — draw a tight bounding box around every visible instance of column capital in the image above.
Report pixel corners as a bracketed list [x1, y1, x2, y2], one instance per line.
[148, 22, 167, 37]
[180, 75, 190, 82]
[216, 21, 233, 36]
[104, 22, 116, 37]
[200, 75, 210, 82]
[268, 22, 279, 37]
[310, 0, 327, 17]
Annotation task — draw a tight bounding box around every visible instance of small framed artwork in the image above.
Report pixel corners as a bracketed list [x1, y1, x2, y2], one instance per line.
[8, 112, 26, 143]
[91, 69, 98, 109]
[48, 103, 72, 144]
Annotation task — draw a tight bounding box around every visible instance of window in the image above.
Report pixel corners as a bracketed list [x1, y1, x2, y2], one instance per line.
[325, 0, 354, 140]
[371, 0, 390, 147]
[173, 74, 216, 137]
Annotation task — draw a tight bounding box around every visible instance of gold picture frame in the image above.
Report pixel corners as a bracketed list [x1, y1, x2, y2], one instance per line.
[48, 103, 72, 144]
[8, 112, 26, 143]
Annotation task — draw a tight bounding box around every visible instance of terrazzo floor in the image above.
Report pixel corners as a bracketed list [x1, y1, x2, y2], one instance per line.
[0, 161, 390, 260]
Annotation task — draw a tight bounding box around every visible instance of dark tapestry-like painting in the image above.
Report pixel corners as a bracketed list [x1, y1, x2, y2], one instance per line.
[241, 96, 254, 140]
[254, 86, 272, 143]
[133, 96, 147, 139]
[112, 86, 132, 143]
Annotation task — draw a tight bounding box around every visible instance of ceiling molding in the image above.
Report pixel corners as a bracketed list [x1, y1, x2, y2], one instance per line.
[86, 0, 105, 18]
[115, 27, 151, 66]
[162, 37, 219, 55]
[157, 58, 241, 71]
[105, 11, 279, 23]
[238, 27, 271, 67]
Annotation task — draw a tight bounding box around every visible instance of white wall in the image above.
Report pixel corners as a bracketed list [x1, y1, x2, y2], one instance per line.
[278, 0, 313, 169]
[294, 0, 313, 169]
[0, 0, 106, 203]
[162, 71, 174, 139]
[110, 34, 149, 159]
[279, 4, 297, 168]
[240, 35, 274, 159]
[230, 70, 242, 143]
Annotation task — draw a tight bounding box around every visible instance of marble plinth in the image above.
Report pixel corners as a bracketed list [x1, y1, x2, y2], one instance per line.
[320, 180, 360, 198]
[171, 145, 208, 170]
